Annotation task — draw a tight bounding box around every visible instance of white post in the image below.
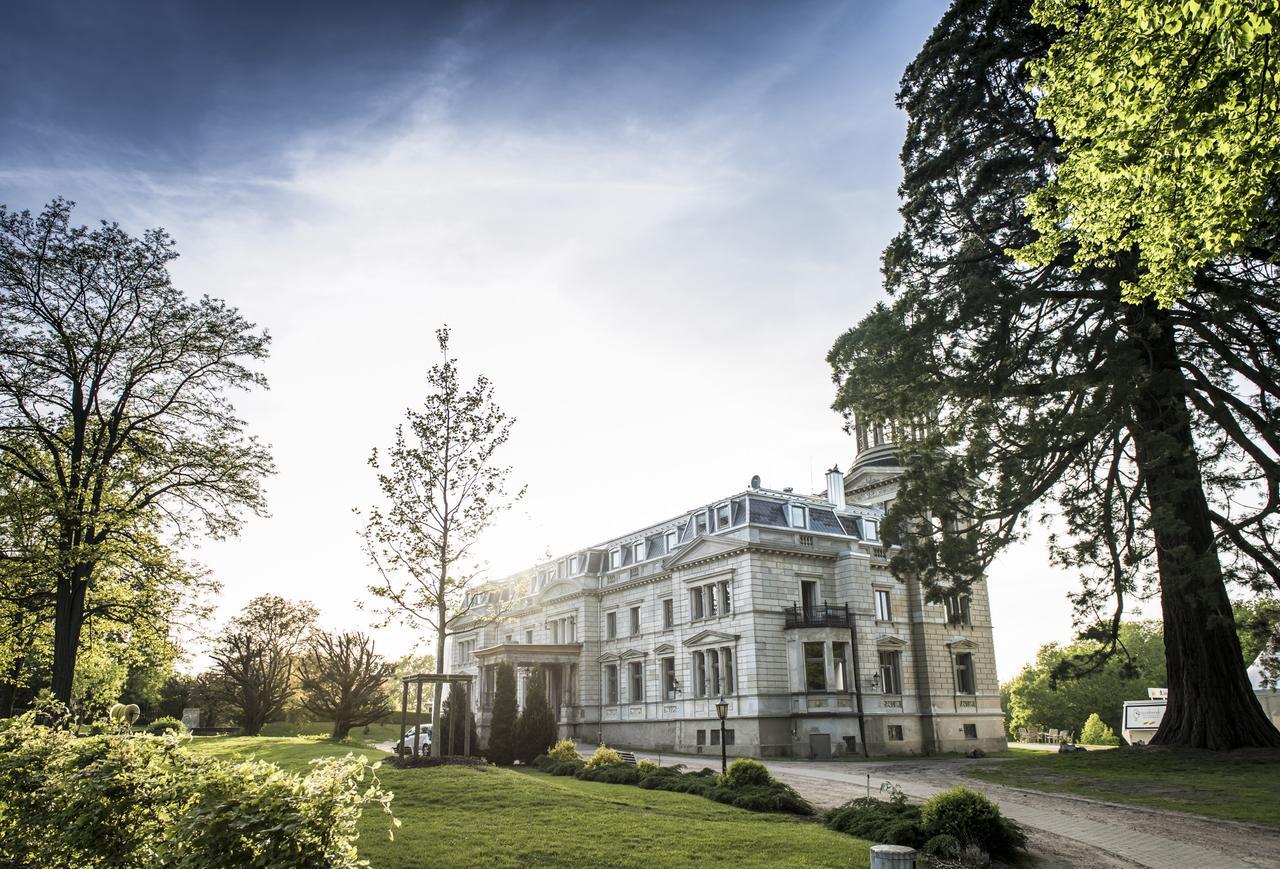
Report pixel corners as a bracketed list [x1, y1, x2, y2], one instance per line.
[869, 844, 917, 869]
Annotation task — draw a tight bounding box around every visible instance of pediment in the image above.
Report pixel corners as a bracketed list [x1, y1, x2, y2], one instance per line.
[946, 636, 978, 650]
[539, 580, 581, 601]
[683, 629, 739, 647]
[875, 634, 908, 648]
[597, 652, 619, 663]
[663, 535, 741, 571]
[653, 642, 675, 655]
[619, 648, 647, 660]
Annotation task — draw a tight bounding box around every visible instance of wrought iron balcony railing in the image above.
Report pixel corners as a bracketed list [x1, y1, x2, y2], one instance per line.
[782, 603, 851, 628]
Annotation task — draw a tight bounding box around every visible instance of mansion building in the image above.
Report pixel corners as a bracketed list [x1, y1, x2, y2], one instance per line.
[447, 430, 1006, 758]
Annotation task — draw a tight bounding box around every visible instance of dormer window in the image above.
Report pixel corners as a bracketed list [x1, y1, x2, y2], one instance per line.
[864, 519, 879, 541]
[788, 504, 807, 528]
[609, 548, 621, 570]
[694, 511, 709, 536]
[715, 503, 731, 529]
[664, 529, 678, 553]
[633, 540, 645, 563]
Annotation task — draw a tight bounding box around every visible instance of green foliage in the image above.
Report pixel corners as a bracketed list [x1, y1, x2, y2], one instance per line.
[144, 716, 187, 735]
[514, 668, 557, 765]
[0, 711, 394, 868]
[920, 787, 1026, 862]
[922, 834, 961, 859]
[824, 798, 924, 848]
[1004, 621, 1165, 737]
[438, 684, 479, 755]
[547, 738, 580, 763]
[297, 631, 394, 739]
[1235, 597, 1280, 686]
[635, 759, 658, 774]
[1018, 0, 1280, 306]
[574, 763, 642, 785]
[486, 662, 518, 766]
[542, 758, 585, 777]
[720, 757, 773, 789]
[1079, 713, 1120, 746]
[584, 744, 624, 768]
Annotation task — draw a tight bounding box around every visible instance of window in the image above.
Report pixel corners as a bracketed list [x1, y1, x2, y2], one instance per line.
[693, 651, 707, 696]
[568, 616, 576, 643]
[946, 594, 972, 626]
[664, 529, 679, 553]
[874, 589, 892, 621]
[804, 642, 826, 691]
[690, 587, 705, 620]
[550, 621, 559, 643]
[788, 504, 807, 528]
[721, 647, 735, 694]
[706, 584, 718, 617]
[832, 642, 850, 692]
[525, 629, 534, 644]
[505, 634, 513, 643]
[634, 541, 645, 563]
[629, 605, 641, 636]
[724, 729, 735, 746]
[800, 579, 818, 614]
[662, 656, 677, 699]
[606, 611, 617, 640]
[609, 548, 621, 570]
[662, 598, 674, 630]
[629, 661, 644, 702]
[696, 729, 706, 746]
[715, 503, 731, 529]
[719, 581, 732, 614]
[954, 652, 976, 695]
[708, 649, 721, 695]
[604, 664, 618, 705]
[887, 724, 904, 741]
[694, 512, 709, 535]
[878, 650, 903, 695]
[710, 728, 720, 745]
[963, 723, 978, 740]
[863, 519, 879, 541]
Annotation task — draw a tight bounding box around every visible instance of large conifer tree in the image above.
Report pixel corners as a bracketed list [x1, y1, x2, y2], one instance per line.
[829, 0, 1280, 748]
[486, 662, 518, 765]
[514, 668, 557, 765]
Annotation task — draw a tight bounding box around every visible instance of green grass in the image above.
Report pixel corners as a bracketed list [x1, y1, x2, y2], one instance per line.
[258, 720, 405, 746]
[191, 737, 871, 867]
[970, 746, 1280, 826]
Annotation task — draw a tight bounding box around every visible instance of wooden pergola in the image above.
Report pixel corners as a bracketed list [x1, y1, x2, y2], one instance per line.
[399, 673, 475, 759]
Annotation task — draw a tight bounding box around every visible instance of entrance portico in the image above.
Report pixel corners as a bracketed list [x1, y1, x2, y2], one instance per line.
[473, 643, 584, 740]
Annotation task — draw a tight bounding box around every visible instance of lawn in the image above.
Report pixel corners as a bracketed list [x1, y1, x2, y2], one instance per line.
[258, 720, 405, 746]
[969, 746, 1280, 826]
[191, 737, 872, 868]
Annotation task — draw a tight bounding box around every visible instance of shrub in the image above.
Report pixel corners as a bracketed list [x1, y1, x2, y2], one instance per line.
[547, 738, 580, 763]
[514, 668, 558, 765]
[584, 744, 624, 768]
[920, 787, 1026, 862]
[1079, 712, 1121, 746]
[543, 759, 585, 777]
[144, 716, 187, 736]
[635, 759, 658, 774]
[575, 764, 641, 785]
[486, 662, 519, 766]
[824, 797, 924, 847]
[720, 757, 773, 789]
[0, 710, 396, 868]
[922, 834, 962, 858]
[708, 782, 813, 815]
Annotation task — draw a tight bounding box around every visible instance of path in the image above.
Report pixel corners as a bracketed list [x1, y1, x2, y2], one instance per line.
[576, 742, 1280, 869]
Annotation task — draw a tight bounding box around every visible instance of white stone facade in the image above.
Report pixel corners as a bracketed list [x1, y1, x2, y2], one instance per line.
[448, 460, 1007, 758]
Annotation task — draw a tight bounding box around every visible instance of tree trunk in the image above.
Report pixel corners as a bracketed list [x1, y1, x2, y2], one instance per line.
[50, 563, 90, 706]
[332, 720, 351, 740]
[1128, 306, 1280, 749]
[431, 593, 446, 758]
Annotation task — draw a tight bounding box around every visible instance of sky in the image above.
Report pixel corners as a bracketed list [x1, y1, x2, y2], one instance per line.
[0, 0, 1130, 678]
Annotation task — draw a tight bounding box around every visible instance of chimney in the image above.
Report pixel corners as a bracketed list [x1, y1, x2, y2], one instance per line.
[825, 466, 846, 508]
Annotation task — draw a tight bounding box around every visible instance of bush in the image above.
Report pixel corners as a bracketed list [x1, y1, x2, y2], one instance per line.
[635, 759, 658, 774]
[514, 668, 558, 765]
[542, 759, 585, 777]
[922, 834, 962, 858]
[1079, 712, 1121, 746]
[575, 764, 641, 785]
[920, 787, 1026, 862]
[824, 797, 924, 847]
[547, 738, 580, 763]
[707, 782, 813, 815]
[486, 662, 518, 766]
[144, 716, 187, 736]
[0, 711, 395, 868]
[584, 744, 624, 768]
[720, 757, 773, 789]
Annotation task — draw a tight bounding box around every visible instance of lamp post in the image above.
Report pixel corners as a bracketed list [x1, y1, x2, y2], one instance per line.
[715, 698, 729, 775]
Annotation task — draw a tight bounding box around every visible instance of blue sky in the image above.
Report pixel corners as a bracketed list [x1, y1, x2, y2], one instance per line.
[0, 0, 1100, 676]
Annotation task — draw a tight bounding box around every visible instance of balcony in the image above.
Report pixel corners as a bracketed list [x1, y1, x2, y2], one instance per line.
[783, 603, 851, 628]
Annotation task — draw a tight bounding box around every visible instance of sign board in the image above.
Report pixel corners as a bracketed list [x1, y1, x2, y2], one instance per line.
[181, 707, 202, 730]
[1147, 687, 1168, 700]
[1124, 701, 1165, 730]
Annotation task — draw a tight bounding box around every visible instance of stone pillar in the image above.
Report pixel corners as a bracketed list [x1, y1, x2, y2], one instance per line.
[869, 844, 916, 869]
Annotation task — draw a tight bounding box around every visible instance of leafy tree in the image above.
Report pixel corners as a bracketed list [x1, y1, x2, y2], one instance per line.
[297, 631, 394, 739]
[828, 0, 1280, 748]
[208, 595, 317, 735]
[1018, 0, 1280, 306]
[385, 652, 435, 712]
[1236, 597, 1280, 687]
[1004, 622, 1166, 736]
[1079, 712, 1120, 746]
[0, 199, 273, 704]
[487, 662, 517, 765]
[438, 682, 478, 756]
[515, 667, 557, 765]
[359, 326, 524, 757]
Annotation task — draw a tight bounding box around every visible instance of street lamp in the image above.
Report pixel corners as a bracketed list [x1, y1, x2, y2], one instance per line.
[715, 698, 729, 775]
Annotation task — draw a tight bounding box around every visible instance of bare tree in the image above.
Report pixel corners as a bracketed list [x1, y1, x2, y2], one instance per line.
[0, 199, 273, 704]
[297, 631, 393, 739]
[358, 326, 523, 757]
[208, 595, 316, 735]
